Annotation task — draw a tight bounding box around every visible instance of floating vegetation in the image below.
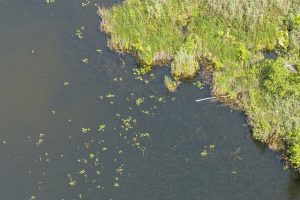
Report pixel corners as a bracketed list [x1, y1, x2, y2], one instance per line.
[89, 153, 95, 159]
[29, 196, 36, 200]
[45, 0, 55, 4]
[79, 169, 86, 175]
[81, 128, 91, 134]
[200, 150, 208, 157]
[98, 124, 106, 132]
[113, 180, 120, 187]
[67, 173, 76, 187]
[113, 77, 123, 82]
[133, 66, 151, 76]
[81, 58, 88, 64]
[132, 132, 151, 154]
[135, 75, 150, 84]
[105, 94, 115, 98]
[115, 164, 124, 175]
[139, 132, 150, 138]
[135, 98, 144, 106]
[193, 81, 204, 89]
[96, 48, 102, 53]
[121, 116, 136, 131]
[75, 27, 84, 39]
[36, 133, 45, 146]
[201, 144, 215, 157]
[132, 67, 152, 84]
[158, 97, 166, 103]
[77, 158, 88, 164]
[81, 0, 91, 7]
[141, 110, 150, 116]
[63, 81, 69, 87]
[102, 147, 108, 151]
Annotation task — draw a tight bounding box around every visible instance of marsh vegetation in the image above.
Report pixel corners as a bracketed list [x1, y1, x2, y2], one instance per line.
[100, 0, 300, 167]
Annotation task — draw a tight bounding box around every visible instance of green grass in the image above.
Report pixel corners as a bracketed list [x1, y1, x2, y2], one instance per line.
[100, 0, 300, 168]
[164, 76, 180, 92]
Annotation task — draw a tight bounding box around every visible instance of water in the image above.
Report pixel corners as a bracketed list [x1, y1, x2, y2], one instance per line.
[0, 1, 300, 199]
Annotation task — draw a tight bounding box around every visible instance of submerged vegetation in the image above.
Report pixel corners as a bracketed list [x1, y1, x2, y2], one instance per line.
[99, 0, 300, 168]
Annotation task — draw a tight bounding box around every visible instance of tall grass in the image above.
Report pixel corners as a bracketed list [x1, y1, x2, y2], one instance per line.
[205, 0, 290, 29]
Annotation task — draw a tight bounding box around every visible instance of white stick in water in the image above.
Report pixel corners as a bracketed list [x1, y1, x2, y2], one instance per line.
[195, 95, 229, 102]
[195, 97, 217, 102]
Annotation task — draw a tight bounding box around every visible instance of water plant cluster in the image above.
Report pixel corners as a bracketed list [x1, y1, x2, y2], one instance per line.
[164, 75, 180, 92]
[99, 0, 300, 167]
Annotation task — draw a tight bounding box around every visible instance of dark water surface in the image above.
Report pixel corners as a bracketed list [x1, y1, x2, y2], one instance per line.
[1, 1, 300, 200]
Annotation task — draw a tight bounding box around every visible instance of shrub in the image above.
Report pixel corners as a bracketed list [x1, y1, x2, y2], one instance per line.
[288, 129, 300, 167]
[264, 59, 300, 97]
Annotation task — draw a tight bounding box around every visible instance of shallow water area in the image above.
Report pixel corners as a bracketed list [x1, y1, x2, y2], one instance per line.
[1, 0, 300, 200]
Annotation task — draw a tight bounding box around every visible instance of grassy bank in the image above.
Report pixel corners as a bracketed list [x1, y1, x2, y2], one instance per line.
[99, 0, 300, 168]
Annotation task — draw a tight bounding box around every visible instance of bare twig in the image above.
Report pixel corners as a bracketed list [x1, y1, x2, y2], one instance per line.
[195, 95, 229, 102]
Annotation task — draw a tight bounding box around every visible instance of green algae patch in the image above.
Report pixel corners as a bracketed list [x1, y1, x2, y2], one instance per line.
[99, 0, 300, 168]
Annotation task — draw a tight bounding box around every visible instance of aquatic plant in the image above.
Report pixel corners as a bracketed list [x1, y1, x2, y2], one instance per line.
[81, 128, 91, 134]
[135, 97, 144, 106]
[98, 124, 106, 132]
[200, 149, 208, 157]
[96, 48, 102, 53]
[106, 93, 115, 98]
[67, 173, 76, 186]
[81, 0, 91, 7]
[164, 76, 179, 92]
[46, 0, 55, 4]
[193, 81, 204, 89]
[63, 81, 69, 87]
[81, 58, 88, 64]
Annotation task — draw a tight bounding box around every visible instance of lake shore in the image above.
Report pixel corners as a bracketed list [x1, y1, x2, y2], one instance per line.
[99, 0, 300, 169]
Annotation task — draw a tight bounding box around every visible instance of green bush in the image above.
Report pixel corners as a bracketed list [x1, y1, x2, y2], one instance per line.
[288, 129, 300, 167]
[264, 59, 300, 97]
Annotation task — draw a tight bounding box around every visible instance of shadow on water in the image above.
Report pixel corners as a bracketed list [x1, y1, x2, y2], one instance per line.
[1, 0, 300, 200]
[288, 177, 300, 200]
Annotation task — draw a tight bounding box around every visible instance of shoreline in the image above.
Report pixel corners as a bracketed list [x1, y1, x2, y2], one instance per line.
[98, 0, 300, 169]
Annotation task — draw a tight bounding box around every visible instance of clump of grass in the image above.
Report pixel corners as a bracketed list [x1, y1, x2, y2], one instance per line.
[171, 50, 199, 79]
[164, 76, 179, 92]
